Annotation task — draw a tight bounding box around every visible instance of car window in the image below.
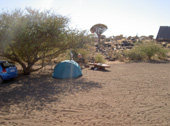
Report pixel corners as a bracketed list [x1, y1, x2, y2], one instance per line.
[2, 62, 15, 68]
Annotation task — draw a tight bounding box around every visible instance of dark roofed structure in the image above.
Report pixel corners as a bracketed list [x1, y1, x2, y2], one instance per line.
[156, 26, 170, 42]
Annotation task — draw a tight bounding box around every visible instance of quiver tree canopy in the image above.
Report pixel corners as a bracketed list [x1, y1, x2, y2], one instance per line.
[90, 23, 108, 43]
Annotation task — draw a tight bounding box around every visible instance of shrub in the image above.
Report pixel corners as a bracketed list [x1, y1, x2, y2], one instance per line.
[94, 53, 106, 63]
[65, 49, 90, 64]
[65, 50, 78, 61]
[78, 49, 89, 64]
[125, 49, 147, 61]
[114, 51, 126, 62]
[126, 41, 169, 61]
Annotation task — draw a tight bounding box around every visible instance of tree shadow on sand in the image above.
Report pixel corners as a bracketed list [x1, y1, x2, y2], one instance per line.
[0, 74, 102, 113]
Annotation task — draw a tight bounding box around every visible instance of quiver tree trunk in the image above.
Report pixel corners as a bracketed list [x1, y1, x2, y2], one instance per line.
[97, 34, 101, 43]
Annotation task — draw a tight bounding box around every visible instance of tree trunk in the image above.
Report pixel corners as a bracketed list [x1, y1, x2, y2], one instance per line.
[97, 34, 101, 43]
[20, 63, 32, 75]
[148, 56, 152, 61]
[23, 68, 32, 75]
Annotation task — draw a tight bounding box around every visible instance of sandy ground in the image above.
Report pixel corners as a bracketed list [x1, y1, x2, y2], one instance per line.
[0, 61, 170, 126]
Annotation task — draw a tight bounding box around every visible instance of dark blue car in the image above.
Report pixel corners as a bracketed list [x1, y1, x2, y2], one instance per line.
[0, 61, 18, 84]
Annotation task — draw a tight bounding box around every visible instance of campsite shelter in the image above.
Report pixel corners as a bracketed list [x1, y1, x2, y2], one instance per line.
[52, 60, 82, 79]
[156, 26, 170, 43]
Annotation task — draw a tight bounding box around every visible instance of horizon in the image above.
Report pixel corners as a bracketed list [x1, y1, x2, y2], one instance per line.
[0, 0, 170, 38]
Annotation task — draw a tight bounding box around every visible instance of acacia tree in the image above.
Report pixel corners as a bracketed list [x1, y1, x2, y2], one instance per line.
[0, 8, 89, 75]
[90, 23, 108, 43]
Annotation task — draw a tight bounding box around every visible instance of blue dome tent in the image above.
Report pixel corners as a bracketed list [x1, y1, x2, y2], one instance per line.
[52, 60, 82, 79]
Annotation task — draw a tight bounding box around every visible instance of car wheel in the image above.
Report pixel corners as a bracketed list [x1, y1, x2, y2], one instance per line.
[0, 77, 3, 84]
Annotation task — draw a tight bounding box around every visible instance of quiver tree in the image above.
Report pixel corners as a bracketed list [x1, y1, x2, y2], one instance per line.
[90, 23, 108, 43]
[0, 8, 88, 75]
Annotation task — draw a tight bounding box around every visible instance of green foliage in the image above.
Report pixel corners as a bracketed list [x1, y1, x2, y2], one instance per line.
[148, 35, 154, 39]
[94, 53, 106, 63]
[126, 41, 169, 61]
[114, 34, 124, 40]
[71, 30, 93, 49]
[65, 48, 90, 64]
[90, 24, 108, 35]
[64, 30, 94, 63]
[90, 23, 108, 43]
[0, 8, 91, 74]
[125, 49, 147, 61]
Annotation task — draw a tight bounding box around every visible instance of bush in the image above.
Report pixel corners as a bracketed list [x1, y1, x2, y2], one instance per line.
[94, 53, 106, 63]
[125, 49, 147, 61]
[65, 50, 78, 61]
[65, 49, 90, 64]
[126, 41, 169, 61]
[78, 49, 89, 64]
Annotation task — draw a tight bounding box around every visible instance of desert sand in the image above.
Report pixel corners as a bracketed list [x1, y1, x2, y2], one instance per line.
[0, 61, 170, 126]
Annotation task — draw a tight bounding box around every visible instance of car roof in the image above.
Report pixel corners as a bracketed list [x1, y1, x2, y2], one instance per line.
[0, 61, 8, 63]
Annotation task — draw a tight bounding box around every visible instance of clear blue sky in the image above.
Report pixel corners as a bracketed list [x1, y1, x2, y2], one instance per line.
[0, 0, 170, 38]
